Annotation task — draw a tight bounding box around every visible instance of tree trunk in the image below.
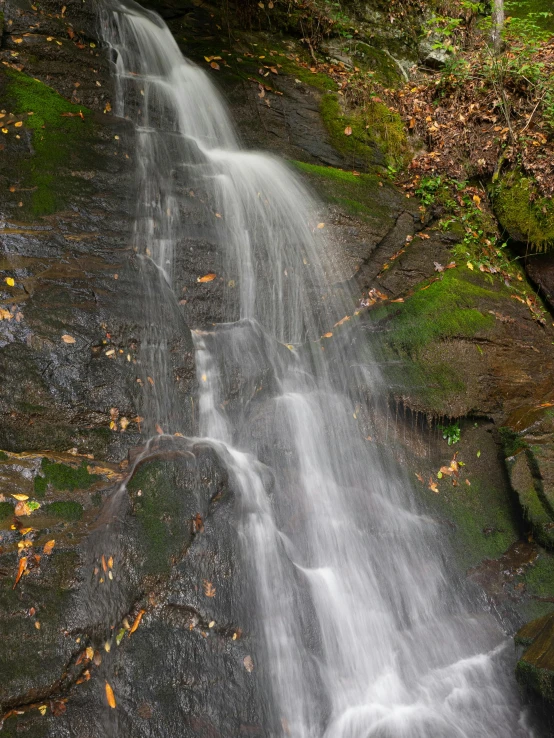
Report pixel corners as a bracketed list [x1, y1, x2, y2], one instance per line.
[491, 0, 505, 54]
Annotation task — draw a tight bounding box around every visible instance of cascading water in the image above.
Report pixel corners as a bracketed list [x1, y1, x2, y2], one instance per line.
[102, 2, 537, 736]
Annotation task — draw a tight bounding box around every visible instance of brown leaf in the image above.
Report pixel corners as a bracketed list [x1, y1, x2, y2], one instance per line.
[428, 477, 439, 494]
[62, 334, 76, 344]
[193, 513, 204, 533]
[197, 273, 216, 283]
[105, 682, 116, 709]
[210, 61, 220, 70]
[344, 126, 353, 136]
[203, 580, 216, 597]
[15, 500, 31, 516]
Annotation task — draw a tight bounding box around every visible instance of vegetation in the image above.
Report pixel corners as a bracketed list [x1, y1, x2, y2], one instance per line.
[6, 70, 92, 217]
[33, 457, 100, 497]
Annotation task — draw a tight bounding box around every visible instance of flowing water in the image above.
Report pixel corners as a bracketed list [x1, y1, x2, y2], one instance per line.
[102, 3, 537, 735]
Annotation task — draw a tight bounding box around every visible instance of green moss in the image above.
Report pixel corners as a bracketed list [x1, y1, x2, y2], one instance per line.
[525, 553, 554, 599]
[0, 501, 14, 520]
[320, 93, 409, 170]
[44, 500, 83, 521]
[34, 457, 100, 494]
[0, 451, 8, 461]
[128, 461, 192, 575]
[516, 658, 554, 702]
[423, 477, 520, 571]
[494, 168, 554, 251]
[6, 70, 93, 217]
[499, 427, 527, 457]
[376, 272, 495, 355]
[290, 160, 391, 220]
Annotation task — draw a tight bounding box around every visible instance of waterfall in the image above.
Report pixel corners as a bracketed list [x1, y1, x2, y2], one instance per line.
[101, 2, 535, 736]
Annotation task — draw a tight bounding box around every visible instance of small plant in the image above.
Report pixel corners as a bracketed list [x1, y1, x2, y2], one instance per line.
[439, 421, 461, 445]
[414, 175, 443, 205]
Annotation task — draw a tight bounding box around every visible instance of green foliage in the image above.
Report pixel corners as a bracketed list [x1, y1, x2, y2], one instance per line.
[6, 70, 92, 217]
[439, 421, 461, 445]
[45, 501, 83, 521]
[415, 175, 443, 205]
[0, 451, 8, 461]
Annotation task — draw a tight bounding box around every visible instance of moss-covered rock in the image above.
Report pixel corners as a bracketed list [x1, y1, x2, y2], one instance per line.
[493, 168, 554, 250]
[516, 612, 554, 702]
[320, 93, 409, 170]
[33, 458, 101, 498]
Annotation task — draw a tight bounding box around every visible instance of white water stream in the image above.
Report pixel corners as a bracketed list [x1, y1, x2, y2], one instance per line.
[103, 3, 536, 736]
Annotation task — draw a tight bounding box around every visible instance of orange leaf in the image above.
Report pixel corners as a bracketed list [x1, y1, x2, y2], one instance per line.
[210, 61, 220, 70]
[101, 555, 107, 572]
[344, 126, 353, 136]
[129, 609, 146, 635]
[13, 556, 28, 589]
[197, 273, 216, 283]
[43, 540, 55, 555]
[105, 682, 116, 709]
[333, 315, 350, 328]
[322, 332, 333, 338]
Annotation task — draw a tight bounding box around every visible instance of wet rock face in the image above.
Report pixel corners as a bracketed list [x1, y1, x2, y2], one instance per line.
[1, 442, 269, 735]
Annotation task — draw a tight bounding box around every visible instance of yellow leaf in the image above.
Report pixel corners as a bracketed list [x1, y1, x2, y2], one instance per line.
[38, 705, 47, 716]
[12, 494, 29, 501]
[43, 539, 55, 555]
[5, 277, 15, 287]
[317, 223, 325, 229]
[466, 261, 474, 271]
[14, 121, 23, 128]
[85, 646, 94, 660]
[197, 273, 216, 283]
[62, 334, 76, 344]
[322, 332, 333, 338]
[105, 682, 116, 709]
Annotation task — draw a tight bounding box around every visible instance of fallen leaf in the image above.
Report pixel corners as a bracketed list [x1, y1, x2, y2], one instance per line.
[43, 540, 55, 555]
[243, 655, 254, 672]
[62, 334, 76, 344]
[197, 273, 216, 283]
[129, 609, 146, 635]
[85, 646, 94, 660]
[38, 705, 47, 716]
[334, 315, 350, 328]
[203, 580, 216, 597]
[155, 423, 164, 435]
[428, 477, 439, 494]
[317, 223, 325, 229]
[15, 500, 31, 516]
[210, 61, 220, 70]
[12, 494, 29, 501]
[344, 126, 353, 136]
[193, 513, 204, 533]
[466, 261, 474, 271]
[13, 556, 28, 589]
[5, 277, 15, 287]
[322, 332, 333, 338]
[415, 473, 424, 483]
[105, 682, 116, 709]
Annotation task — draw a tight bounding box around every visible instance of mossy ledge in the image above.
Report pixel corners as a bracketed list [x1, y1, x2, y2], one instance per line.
[33, 458, 101, 498]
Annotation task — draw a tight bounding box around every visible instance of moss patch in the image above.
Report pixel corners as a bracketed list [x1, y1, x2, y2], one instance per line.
[44, 500, 83, 521]
[493, 168, 554, 251]
[291, 160, 391, 218]
[6, 70, 93, 217]
[33, 457, 100, 497]
[374, 272, 495, 354]
[320, 93, 408, 170]
[128, 461, 193, 576]
[0, 501, 14, 520]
